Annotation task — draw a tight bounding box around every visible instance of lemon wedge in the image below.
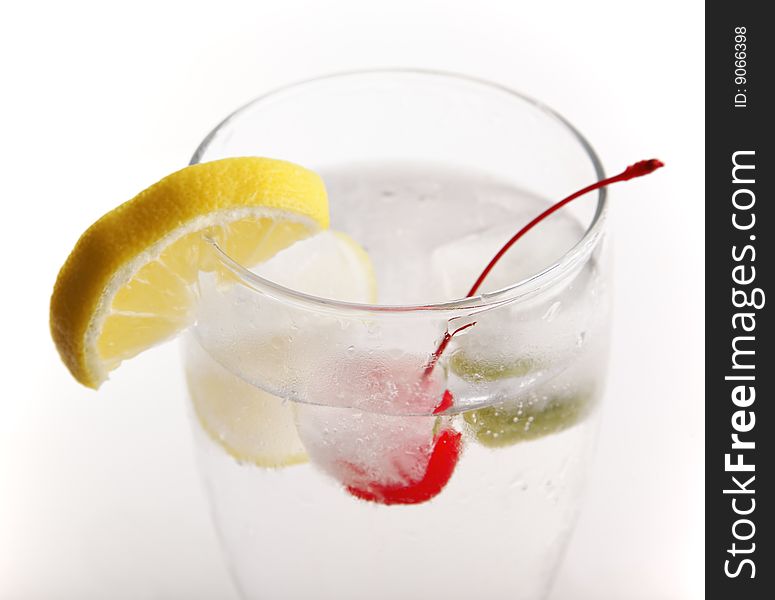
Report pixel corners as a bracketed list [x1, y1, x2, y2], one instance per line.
[50, 157, 328, 388]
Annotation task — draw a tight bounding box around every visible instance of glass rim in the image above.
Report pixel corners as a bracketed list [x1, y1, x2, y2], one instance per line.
[190, 68, 608, 316]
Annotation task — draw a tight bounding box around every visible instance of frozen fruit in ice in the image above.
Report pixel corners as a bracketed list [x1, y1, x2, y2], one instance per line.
[449, 352, 538, 382]
[185, 348, 308, 467]
[345, 428, 462, 505]
[294, 354, 462, 505]
[463, 389, 594, 448]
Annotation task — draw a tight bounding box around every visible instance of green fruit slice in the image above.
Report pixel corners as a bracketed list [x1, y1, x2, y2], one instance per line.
[449, 352, 538, 382]
[463, 390, 593, 448]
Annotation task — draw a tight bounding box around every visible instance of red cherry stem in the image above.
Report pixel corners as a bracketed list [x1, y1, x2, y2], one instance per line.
[424, 159, 664, 381]
[465, 159, 663, 297]
[423, 322, 476, 378]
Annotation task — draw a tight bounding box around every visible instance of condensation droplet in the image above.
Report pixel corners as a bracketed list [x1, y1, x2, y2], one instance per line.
[577, 331, 587, 348]
[542, 301, 561, 322]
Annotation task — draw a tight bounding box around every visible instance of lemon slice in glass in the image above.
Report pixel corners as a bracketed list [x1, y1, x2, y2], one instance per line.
[186, 230, 377, 466]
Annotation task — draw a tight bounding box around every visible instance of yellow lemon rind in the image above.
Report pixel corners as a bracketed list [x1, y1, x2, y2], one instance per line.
[50, 158, 328, 389]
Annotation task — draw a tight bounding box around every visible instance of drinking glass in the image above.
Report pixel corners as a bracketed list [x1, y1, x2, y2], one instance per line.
[183, 70, 609, 600]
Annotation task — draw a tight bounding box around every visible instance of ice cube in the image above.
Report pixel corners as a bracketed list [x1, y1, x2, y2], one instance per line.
[294, 352, 452, 494]
[250, 230, 375, 303]
[429, 210, 584, 300]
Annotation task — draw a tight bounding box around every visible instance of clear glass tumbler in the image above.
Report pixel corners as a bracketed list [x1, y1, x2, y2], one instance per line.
[183, 70, 609, 600]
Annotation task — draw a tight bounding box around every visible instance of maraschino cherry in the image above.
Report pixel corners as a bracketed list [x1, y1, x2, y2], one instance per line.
[345, 159, 664, 505]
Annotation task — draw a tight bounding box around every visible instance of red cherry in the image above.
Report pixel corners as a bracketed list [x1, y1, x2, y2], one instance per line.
[344, 388, 460, 506]
[346, 428, 462, 505]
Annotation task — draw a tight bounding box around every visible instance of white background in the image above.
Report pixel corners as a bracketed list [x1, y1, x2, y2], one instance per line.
[1, 1, 704, 598]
